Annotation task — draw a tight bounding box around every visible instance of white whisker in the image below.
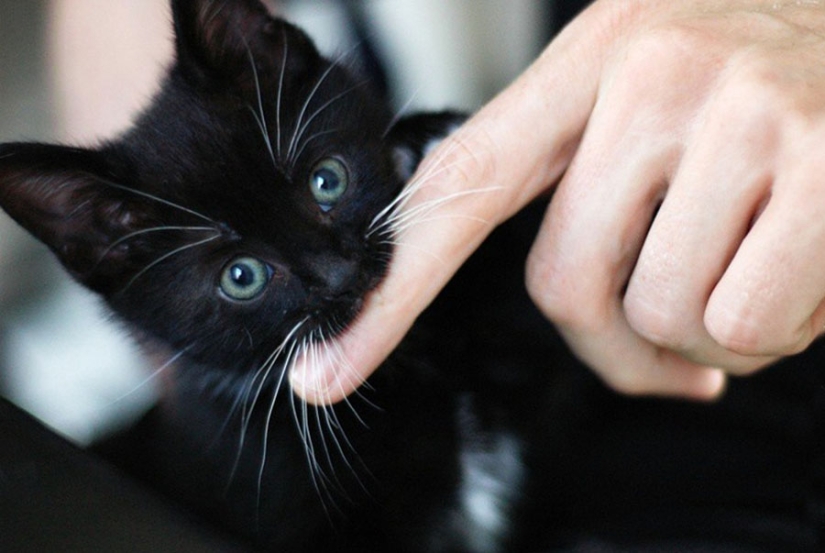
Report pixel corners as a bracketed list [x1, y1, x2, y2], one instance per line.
[382, 86, 421, 139]
[241, 318, 308, 431]
[226, 319, 307, 491]
[243, 39, 278, 173]
[97, 225, 217, 264]
[291, 337, 325, 503]
[324, 337, 375, 427]
[119, 232, 221, 294]
[256, 338, 300, 511]
[369, 118, 496, 237]
[376, 238, 446, 265]
[371, 184, 503, 245]
[390, 203, 499, 237]
[316, 327, 379, 498]
[285, 45, 361, 164]
[372, 132, 472, 226]
[104, 347, 189, 408]
[291, 128, 341, 167]
[314, 327, 361, 484]
[98, 179, 218, 225]
[287, 84, 364, 167]
[275, 27, 288, 159]
[287, 64, 338, 164]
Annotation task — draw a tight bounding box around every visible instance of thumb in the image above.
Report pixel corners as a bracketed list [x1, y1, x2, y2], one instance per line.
[289, 2, 618, 404]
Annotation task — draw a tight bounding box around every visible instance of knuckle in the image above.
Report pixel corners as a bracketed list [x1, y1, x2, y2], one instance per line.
[525, 251, 578, 325]
[623, 267, 698, 351]
[714, 60, 782, 122]
[618, 23, 713, 90]
[710, 48, 817, 137]
[623, 293, 691, 351]
[525, 249, 605, 333]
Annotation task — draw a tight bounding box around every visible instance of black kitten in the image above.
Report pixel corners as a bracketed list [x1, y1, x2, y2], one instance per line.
[3, 1, 825, 552]
[0, 1, 532, 551]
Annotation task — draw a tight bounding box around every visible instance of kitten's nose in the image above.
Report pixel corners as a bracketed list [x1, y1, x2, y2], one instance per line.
[308, 253, 360, 298]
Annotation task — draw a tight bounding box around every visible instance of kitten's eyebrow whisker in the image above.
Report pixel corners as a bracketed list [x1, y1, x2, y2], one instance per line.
[242, 39, 278, 174]
[287, 64, 339, 166]
[247, 105, 278, 170]
[275, 27, 288, 160]
[98, 179, 218, 225]
[97, 226, 217, 264]
[291, 129, 340, 167]
[287, 83, 365, 168]
[118, 232, 221, 295]
[286, 45, 361, 165]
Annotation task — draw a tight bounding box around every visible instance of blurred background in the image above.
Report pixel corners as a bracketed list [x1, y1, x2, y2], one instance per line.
[0, 0, 562, 445]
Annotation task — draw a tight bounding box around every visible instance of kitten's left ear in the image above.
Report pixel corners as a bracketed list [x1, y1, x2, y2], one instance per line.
[0, 143, 157, 292]
[171, 0, 321, 87]
[387, 112, 467, 181]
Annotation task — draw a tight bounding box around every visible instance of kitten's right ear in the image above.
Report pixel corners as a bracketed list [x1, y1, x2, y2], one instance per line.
[0, 143, 155, 292]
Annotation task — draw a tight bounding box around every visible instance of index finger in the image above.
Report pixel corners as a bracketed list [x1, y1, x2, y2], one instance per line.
[289, 5, 609, 404]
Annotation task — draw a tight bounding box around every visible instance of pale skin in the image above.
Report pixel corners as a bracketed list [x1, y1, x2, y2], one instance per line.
[47, 0, 172, 143]
[290, 0, 825, 404]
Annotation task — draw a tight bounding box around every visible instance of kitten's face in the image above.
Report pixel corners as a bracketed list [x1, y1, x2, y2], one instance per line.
[0, 0, 454, 379]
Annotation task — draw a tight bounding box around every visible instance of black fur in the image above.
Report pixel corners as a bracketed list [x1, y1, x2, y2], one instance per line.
[2, 1, 825, 552]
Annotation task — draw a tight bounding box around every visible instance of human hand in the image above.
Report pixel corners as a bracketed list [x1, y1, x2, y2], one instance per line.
[291, 0, 825, 404]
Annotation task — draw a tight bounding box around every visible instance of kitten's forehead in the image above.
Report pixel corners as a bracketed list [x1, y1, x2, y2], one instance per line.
[125, 49, 393, 203]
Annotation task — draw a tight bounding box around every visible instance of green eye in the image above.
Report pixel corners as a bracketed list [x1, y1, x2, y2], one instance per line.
[310, 158, 349, 212]
[220, 257, 272, 301]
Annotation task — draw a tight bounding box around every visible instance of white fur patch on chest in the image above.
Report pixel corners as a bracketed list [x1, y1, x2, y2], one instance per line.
[455, 394, 524, 553]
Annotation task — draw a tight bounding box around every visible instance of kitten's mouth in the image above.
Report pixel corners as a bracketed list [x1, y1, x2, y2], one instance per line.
[306, 295, 364, 337]
[291, 262, 383, 351]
